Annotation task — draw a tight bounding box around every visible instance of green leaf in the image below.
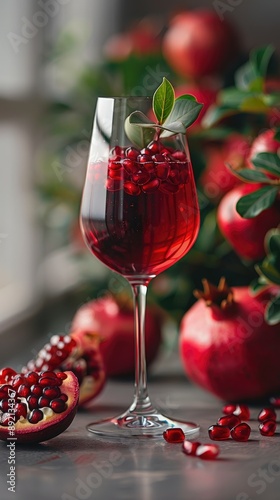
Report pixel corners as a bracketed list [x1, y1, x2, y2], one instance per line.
[251, 44, 275, 77]
[219, 88, 256, 107]
[274, 128, 280, 141]
[265, 295, 280, 325]
[235, 61, 260, 91]
[160, 95, 203, 137]
[236, 185, 279, 218]
[252, 152, 280, 177]
[239, 96, 269, 113]
[256, 259, 280, 285]
[124, 112, 155, 149]
[262, 93, 280, 107]
[152, 77, 175, 125]
[250, 278, 269, 296]
[231, 167, 272, 183]
[265, 229, 280, 257]
[201, 105, 236, 128]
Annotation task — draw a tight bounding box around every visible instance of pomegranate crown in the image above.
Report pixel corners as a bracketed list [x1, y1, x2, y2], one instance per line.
[194, 277, 234, 309]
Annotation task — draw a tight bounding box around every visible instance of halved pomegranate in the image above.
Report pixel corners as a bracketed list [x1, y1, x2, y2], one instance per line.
[0, 369, 79, 444]
[22, 331, 106, 406]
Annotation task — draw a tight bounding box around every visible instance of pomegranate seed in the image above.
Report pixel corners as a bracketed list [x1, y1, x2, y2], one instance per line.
[163, 427, 185, 443]
[217, 415, 241, 429]
[25, 371, 39, 385]
[59, 393, 68, 402]
[0, 385, 14, 398]
[132, 169, 150, 185]
[258, 408, 277, 422]
[182, 440, 201, 456]
[269, 396, 280, 408]
[38, 377, 61, 387]
[108, 159, 122, 171]
[40, 371, 59, 379]
[142, 179, 160, 193]
[27, 395, 39, 410]
[169, 168, 181, 185]
[152, 154, 165, 162]
[56, 372, 67, 380]
[140, 148, 151, 157]
[138, 153, 152, 163]
[43, 386, 61, 399]
[38, 396, 50, 408]
[15, 402, 27, 419]
[0, 399, 10, 412]
[18, 384, 31, 398]
[0, 367, 17, 381]
[110, 146, 123, 159]
[108, 168, 123, 180]
[172, 151, 186, 161]
[179, 168, 189, 183]
[155, 162, 170, 180]
[223, 404, 237, 415]
[196, 444, 220, 460]
[232, 405, 250, 421]
[50, 398, 67, 413]
[259, 419, 277, 436]
[30, 384, 42, 397]
[11, 375, 25, 389]
[125, 147, 139, 160]
[28, 409, 44, 424]
[208, 425, 230, 440]
[124, 181, 141, 196]
[147, 140, 160, 154]
[159, 182, 180, 194]
[122, 158, 137, 174]
[231, 423, 251, 442]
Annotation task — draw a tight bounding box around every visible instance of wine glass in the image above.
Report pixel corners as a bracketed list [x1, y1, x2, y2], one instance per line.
[80, 96, 200, 438]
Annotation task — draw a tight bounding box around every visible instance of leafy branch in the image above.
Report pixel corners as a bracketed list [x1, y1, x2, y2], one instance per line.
[125, 78, 203, 148]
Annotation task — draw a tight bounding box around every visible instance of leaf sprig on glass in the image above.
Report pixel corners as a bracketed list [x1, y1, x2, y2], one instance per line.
[125, 78, 203, 148]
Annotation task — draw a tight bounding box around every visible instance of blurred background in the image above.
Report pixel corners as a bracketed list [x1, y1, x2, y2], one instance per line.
[0, 0, 279, 348]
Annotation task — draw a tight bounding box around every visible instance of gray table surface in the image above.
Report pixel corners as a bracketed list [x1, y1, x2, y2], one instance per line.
[1, 351, 280, 500]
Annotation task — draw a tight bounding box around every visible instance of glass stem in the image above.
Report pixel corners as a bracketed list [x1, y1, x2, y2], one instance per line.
[130, 283, 154, 414]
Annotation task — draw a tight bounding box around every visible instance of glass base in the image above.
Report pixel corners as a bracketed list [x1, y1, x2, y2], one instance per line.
[87, 407, 200, 440]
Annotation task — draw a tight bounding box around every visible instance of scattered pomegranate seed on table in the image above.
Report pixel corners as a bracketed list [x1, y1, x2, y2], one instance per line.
[217, 415, 241, 429]
[230, 423, 251, 442]
[163, 427, 185, 443]
[258, 408, 277, 422]
[269, 396, 280, 408]
[223, 404, 250, 421]
[195, 444, 220, 460]
[259, 420, 277, 437]
[182, 441, 201, 456]
[208, 424, 230, 440]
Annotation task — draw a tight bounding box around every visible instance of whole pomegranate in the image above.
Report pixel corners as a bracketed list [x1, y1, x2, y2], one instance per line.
[0, 369, 79, 443]
[179, 278, 280, 402]
[217, 183, 280, 261]
[71, 295, 163, 377]
[174, 84, 217, 132]
[162, 10, 238, 79]
[22, 330, 106, 407]
[248, 129, 280, 171]
[200, 134, 250, 202]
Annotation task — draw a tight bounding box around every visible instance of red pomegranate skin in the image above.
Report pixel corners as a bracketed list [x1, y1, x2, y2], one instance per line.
[71, 296, 162, 377]
[201, 134, 250, 202]
[162, 10, 238, 78]
[248, 129, 280, 172]
[179, 287, 280, 402]
[217, 183, 280, 261]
